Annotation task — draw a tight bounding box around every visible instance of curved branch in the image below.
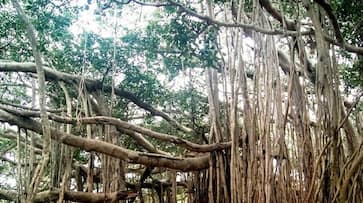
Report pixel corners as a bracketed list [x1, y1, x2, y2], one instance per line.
[314, 0, 343, 43]
[11, 0, 52, 197]
[259, 0, 363, 55]
[0, 189, 138, 203]
[118, 128, 169, 154]
[57, 116, 231, 152]
[0, 109, 210, 171]
[259, 0, 296, 30]
[89, 93, 169, 155]
[132, 0, 170, 7]
[165, 0, 309, 36]
[324, 33, 363, 55]
[34, 190, 137, 203]
[0, 99, 65, 113]
[0, 104, 231, 152]
[0, 61, 193, 133]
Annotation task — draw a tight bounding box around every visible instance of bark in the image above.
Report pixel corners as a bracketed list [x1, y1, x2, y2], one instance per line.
[259, 0, 363, 55]
[0, 189, 16, 201]
[0, 189, 137, 203]
[0, 61, 192, 133]
[166, 0, 308, 36]
[0, 104, 230, 152]
[57, 82, 73, 203]
[53, 116, 231, 152]
[338, 143, 363, 202]
[278, 47, 357, 156]
[0, 109, 210, 171]
[10, 0, 52, 200]
[305, 0, 344, 201]
[313, 0, 343, 43]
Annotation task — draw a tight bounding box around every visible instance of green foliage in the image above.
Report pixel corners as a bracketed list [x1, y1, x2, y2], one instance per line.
[200, 26, 220, 68]
[0, 73, 31, 105]
[0, 10, 31, 61]
[1, 0, 79, 62]
[121, 65, 166, 105]
[73, 148, 88, 163]
[332, 0, 363, 47]
[340, 58, 363, 90]
[0, 0, 219, 158]
[1, 0, 214, 156]
[170, 89, 209, 130]
[142, 87, 209, 151]
[121, 11, 220, 80]
[0, 136, 15, 189]
[331, 0, 363, 91]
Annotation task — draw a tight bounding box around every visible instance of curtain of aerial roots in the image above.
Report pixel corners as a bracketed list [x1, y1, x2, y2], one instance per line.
[59, 88, 126, 200]
[76, 89, 126, 197]
[202, 1, 363, 202]
[15, 80, 36, 202]
[305, 2, 363, 202]
[206, 2, 315, 203]
[97, 92, 126, 198]
[233, 7, 292, 201]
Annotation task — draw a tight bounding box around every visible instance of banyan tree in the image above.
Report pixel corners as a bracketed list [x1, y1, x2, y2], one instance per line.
[0, 0, 362, 202]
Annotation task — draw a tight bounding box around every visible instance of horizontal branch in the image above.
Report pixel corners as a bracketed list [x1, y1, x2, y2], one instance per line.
[132, 0, 170, 7]
[167, 0, 310, 36]
[0, 128, 43, 150]
[34, 190, 138, 203]
[52, 115, 231, 152]
[0, 189, 137, 203]
[0, 109, 210, 171]
[126, 180, 188, 190]
[0, 61, 193, 133]
[0, 104, 231, 152]
[0, 99, 65, 113]
[260, 0, 363, 55]
[324, 34, 363, 55]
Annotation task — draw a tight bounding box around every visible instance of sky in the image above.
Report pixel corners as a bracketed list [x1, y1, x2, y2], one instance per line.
[70, 0, 157, 38]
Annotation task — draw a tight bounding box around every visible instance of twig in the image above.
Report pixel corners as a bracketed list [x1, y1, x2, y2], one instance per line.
[336, 92, 363, 132]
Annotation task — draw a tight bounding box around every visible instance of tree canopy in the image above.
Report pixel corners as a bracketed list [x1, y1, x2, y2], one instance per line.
[0, 0, 362, 202]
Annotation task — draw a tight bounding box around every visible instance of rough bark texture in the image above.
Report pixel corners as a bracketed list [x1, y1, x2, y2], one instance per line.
[1, 0, 362, 202]
[0, 109, 210, 171]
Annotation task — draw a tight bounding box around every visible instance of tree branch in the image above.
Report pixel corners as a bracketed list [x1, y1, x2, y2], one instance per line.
[314, 0, 344, 43]
[0, 99, 65, 113]
[259, 0, 296, 30]
[0, 109, 210, 171]
[162, 0, 310, 36]
[0, 61, 193, 133]
[11, 0, 52, 197]
[55, 115, 231, 152]
[259, 0, 363, 55]
[0, 189, 138, 203]
[132, 0, 171, 7]
[34, 190, 138, 203]
[0, 104, 231, 152]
